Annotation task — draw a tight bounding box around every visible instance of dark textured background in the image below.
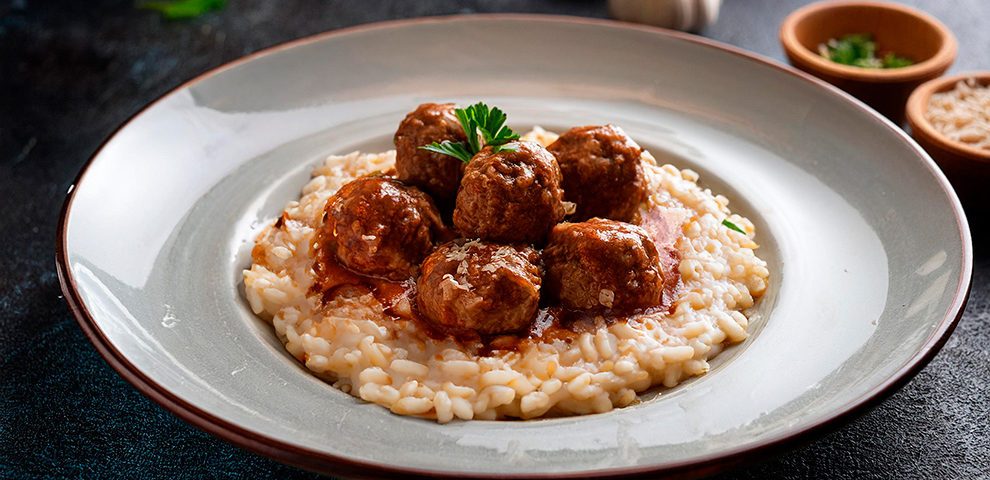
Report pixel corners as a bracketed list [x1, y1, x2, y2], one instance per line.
[1, 0, 987, 478]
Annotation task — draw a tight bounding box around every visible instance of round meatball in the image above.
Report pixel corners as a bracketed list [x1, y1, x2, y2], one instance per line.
[394, 103, 468, 203]
[417, 240, 542, 335]
[453, 141, 567, 244]
[547, 124, 647, 222]
[543, 219, 664, 311]
[321, 176, 444, 280]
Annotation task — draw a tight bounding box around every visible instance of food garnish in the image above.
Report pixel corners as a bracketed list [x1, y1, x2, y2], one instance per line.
[420, 102, 520, 163]
[722, 219, 746, 234]
[818, 34, 914, 69]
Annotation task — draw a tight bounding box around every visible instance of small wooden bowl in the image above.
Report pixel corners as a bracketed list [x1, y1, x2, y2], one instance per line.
[780, 1, 957, 124]
[907, 73, 990, 208]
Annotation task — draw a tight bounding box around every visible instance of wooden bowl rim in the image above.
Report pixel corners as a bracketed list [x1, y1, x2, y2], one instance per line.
[780, 0, 957, 83]
[907, 72, 990, 162]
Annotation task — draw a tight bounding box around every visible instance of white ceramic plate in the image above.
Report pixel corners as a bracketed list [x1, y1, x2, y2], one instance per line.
[57, 15, 972, 479]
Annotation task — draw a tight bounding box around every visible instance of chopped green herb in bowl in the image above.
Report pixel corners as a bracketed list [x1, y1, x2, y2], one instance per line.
[818, 34, 914, 69]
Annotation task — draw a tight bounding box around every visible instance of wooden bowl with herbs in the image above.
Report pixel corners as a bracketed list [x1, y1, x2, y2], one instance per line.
[780, 0, 956, 124]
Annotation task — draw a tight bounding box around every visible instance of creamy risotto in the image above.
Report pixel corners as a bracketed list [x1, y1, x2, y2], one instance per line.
[243, 125, 769, 422]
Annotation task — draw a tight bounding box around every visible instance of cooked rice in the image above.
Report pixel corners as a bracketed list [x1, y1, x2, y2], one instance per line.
[925, 78, 990, 150]
[243, 128, 769, 422]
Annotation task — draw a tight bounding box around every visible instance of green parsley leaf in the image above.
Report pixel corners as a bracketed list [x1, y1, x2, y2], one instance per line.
[491, 144, 519, 154]
[419, 140, 473, 164]
[477, 105, 520, 146]
[722, 219, 746, 234]
[454, 107, 482, 154]
[139, 0, 226, 20]
[422, 102, 520, 163]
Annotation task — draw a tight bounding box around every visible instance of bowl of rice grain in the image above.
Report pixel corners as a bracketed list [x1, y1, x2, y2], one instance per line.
[907, 72, 990, 206]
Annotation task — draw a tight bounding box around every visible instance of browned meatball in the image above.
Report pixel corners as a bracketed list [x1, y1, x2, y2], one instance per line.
[417, 240, 542, 335]
[547, 125, 647, 222]
[453, 141, 567, 244]
[543, 219, 664, 311]
[320, 176, 445, 280]
[394, 103, 468, 203]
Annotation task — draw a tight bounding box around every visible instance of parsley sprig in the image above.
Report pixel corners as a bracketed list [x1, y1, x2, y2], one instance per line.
[420, 102, 520, 163]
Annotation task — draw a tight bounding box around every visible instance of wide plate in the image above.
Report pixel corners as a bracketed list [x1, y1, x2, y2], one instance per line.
[57, 15, 972, 479]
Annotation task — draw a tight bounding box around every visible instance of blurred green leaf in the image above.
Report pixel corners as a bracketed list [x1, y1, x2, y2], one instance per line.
[139, 0, 226, 20]
[882, 52, 914, 68]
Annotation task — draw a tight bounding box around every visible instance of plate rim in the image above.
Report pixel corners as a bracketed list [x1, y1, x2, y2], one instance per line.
[54, 13, 974, 479]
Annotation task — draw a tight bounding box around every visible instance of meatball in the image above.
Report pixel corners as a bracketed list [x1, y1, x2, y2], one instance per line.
[543, 219, 664, 311]
[320, 176, 445, 280]
[394, 103, 468, 203]
[547, 124, 647, 222]
[453, 141, 567, 244]
[417, 240, 542, 335]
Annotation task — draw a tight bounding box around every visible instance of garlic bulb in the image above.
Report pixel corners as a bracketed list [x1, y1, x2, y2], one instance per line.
[608, 0, 722, 32]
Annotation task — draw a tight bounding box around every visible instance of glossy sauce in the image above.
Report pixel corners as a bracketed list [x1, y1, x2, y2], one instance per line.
[310, 204, 685, 354]
[311, 234, 414, 313]
[637, 203, 687, 307]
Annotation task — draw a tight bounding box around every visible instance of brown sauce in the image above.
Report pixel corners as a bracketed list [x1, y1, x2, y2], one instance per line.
[637, 203, 686, 309]
[308, 204, 685, 354]
[311, 235, 415, 313]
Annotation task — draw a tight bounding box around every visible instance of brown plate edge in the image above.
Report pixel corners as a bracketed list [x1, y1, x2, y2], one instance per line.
[54, 13, 975, 480]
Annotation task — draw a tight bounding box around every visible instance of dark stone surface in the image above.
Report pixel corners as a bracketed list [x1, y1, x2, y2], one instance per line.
[0, 0, 986, 478]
